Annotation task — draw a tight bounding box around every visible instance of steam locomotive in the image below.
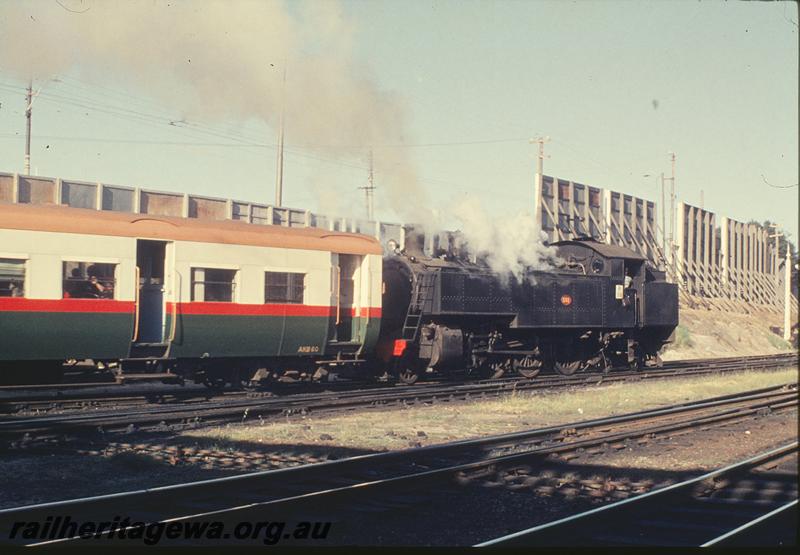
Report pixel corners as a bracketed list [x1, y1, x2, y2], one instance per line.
[0, 203, 678, 386]
[376, 234, 678, 383]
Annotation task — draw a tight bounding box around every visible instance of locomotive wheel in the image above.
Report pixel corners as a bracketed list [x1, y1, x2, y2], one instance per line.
[489, 363, 506, 379]
[397, 367, 419, 385]
[513, 356, 541, 379]
[554, 360, 581, 376]
[629, 356, 644, 371]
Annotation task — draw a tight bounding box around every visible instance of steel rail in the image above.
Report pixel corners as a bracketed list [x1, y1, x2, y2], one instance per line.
[700, 499, 798, 547]
[1, 386, 796, 546]
[1, 351, 794, 399]
[475, 442, 798, 547]
[0, 354, 795, 440]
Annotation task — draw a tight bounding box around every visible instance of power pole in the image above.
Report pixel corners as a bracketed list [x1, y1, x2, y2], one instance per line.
[660, 172, 666, 263]
[24, 80, 32, 175]
[664, 152, 676, 265]
[784, 247, 792, 341]
[274, 65, 286, 207]
[358, 150, 376, 221]
[534, 136, 549, 178]
[530, 136, 549, 233]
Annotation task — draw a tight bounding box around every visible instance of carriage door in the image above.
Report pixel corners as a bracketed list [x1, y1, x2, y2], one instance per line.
[330, 254, 362, 343]
[135, 240, 168, 344]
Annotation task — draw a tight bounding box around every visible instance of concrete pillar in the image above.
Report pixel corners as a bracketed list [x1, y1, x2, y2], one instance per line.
[720, 217, 729, 291]
[553, 180, 562, 241]
[702, 210, 711, 296]
[686, 205, 696, 294]
[736, 223, 743, 299]
[675, 202, 686, 290]
[568, 181, 575, 239]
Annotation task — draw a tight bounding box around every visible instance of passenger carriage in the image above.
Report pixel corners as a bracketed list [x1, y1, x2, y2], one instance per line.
[0, 203, 383, 385]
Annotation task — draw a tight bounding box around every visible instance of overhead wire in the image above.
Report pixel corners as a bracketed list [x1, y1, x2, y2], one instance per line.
[0, 74, 538, 203]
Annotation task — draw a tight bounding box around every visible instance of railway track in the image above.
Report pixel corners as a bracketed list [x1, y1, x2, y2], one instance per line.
[1, 383, 796, 546]
[477, 442, 798, 547]
[1, 352, 794, 407]
[0, 353, 795, 442]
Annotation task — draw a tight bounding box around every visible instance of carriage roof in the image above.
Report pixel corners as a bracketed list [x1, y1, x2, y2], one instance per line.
[0, 203, 383, 255]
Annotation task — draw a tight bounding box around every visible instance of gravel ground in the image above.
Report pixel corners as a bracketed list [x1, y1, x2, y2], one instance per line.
[180, 368, 797, 452]
[0, 370, 796, 546]
[312, 409, 798, 546]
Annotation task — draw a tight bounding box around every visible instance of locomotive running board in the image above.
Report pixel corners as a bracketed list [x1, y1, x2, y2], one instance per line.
[474, 349, 540, 356]
[114, 373, 182, 383]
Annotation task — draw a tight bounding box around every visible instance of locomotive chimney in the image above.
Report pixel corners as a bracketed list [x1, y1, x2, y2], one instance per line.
[403, 226, 427, 258]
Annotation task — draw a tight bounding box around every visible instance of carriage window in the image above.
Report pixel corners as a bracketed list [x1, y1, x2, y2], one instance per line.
[0, 259, 25, 297]
[63, 262, 116, 299]
[265, 272, 305, 304]
[191, 268, 236, 302]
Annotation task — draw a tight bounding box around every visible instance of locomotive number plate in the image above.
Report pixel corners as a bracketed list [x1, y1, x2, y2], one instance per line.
[297, 345, 320, 353]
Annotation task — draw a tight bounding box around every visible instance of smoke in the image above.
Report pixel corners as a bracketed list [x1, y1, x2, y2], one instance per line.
[452, 196, 560, 282]
[0, 0, 427, 220]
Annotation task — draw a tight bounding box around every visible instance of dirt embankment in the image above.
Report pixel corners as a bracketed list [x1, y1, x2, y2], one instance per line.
[662, 306, 796, 360]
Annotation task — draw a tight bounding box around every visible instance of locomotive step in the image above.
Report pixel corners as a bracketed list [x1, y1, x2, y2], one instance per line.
[131, 342, 170, 348]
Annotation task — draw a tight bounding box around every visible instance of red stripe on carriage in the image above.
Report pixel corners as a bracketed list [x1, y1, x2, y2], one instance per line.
[0, 298, 381, 318]
[0, 298, 135, 313]
[171, 302, 332, 317]
[167, 303, 382, 318]
[355, 307, 382, 318]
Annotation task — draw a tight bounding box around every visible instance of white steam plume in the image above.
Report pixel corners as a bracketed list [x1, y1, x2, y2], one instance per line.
[452, 196, 560, 281]
[0, 0, 428, 221]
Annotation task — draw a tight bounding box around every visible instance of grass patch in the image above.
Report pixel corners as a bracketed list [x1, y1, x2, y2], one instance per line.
[672, 325, 694, 349]
[182, 367, 798, 453]
[765, 332, 790, 350]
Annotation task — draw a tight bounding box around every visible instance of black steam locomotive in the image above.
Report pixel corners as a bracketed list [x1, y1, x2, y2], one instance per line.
[376, 237, 679, 384]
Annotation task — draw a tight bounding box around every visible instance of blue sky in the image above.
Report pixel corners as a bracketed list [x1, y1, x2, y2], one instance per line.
[0, 0, 797, 240]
